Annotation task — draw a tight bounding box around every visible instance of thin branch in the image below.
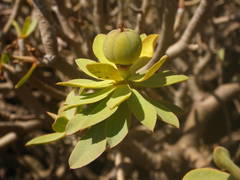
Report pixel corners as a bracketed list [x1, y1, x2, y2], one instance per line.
[0, 132, 17, 149]
[167, 0, 214, 58]
[32, 0, 81, 78]
[135, 0, 150, 32]
[93, 0, 105, 33]
[140, 0, 178, 72]
[3, 0, 21, 34]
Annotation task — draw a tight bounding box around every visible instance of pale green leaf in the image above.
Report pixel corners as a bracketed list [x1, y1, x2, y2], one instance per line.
[21, 16, 31, 36]
[92, 34, 116, 67]
[150, 99, 180, 128]
[63, 87, 115, 110]
[75, 58, 101, 79]
[65, 98, 118, 135]
[15, 63, 37, 88]
[69, 122, 107, 169]
[26, 132, 65, 146]
[59, 91, 77, 120]
[52, 116, 68, 132]
[132, 55, 168, 82]
[106, 103, 130, 148]
[183, 168, 234, 180]
[12, 20, 21, 37]
[21, 17, 38, 38]
[107, 85, 132, 109]
[86, 63, 123, 81]
[127, 89, 157, 131]
[134, 71, 188, 87]
[57, 79, 114, 89]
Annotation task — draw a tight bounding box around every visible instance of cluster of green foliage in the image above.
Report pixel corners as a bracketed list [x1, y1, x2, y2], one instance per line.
[183, 146, 240, 180]
[12, 16, 38, 39]
[26, 31, 188, 169]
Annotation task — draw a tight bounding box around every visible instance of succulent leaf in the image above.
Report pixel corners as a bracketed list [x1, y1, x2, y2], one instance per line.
[127, 89, 157, 131]
[107, 85, 132, 109]
[75, 58, 101, 79]
[57, 79, 114, 89]
[69, 122, 107, 169]
[134, 71, 188, 87]
[132, 55, 168, 82]
[63, 87, 116, 110]
[52, 116, 68, 132]
[26, 132, 65, 146]
[92, 34, 116, 66]
[65, 98, 118, 135]
[183, 168, 234, 180]
[150, 99, 180, 128]
[15, 63, 37, 88]
[21, 16, 38, 38]
[106, 103, 130, 148]
[86, 63, 124, 81]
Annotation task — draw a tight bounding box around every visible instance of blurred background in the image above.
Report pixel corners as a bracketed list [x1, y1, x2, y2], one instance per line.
[0, 0, 240, 179]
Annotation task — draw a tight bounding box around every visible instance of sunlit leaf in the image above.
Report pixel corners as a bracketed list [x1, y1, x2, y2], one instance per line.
[106, 103, 130, 148]
[63, 87, 115, 110]
[52, 116, 68, 132]
[183, 168, 234, 180]
[127, 89, 157, 131]
[134, 71, 188, 87]
[107, 85, 132, 109]
[150, 99, 180, 128]
[21, 17, 38, 38]
[132, 55, 168, 82]
[75, 58, 100, 79]
[57, 79, 114, 89]
[140, 34, 159, 58]
[69, 122, 107, 169]
[26, 132, 65, 146]
[21, 16, 31, 36]
[92, 34, 116, 67]
[59, 90, 77, 119]
[65, 98, 118, 135]
[12, 20, 21, 37]
[23, 19, 38, 37]
[15, 63, 37, 88]
[86, 63, 123, 81]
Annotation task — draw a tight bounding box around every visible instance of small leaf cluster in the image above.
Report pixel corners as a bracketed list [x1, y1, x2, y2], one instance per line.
[12, 16, 38, 39]
[27, 32, 188, 169]
[183, 146, 240, 180]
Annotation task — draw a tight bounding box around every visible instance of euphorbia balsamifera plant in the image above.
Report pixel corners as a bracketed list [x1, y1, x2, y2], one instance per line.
[26, 28, 188, 169]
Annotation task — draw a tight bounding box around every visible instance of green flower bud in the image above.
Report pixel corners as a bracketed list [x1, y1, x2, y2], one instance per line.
[103, 28, 142, 65]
